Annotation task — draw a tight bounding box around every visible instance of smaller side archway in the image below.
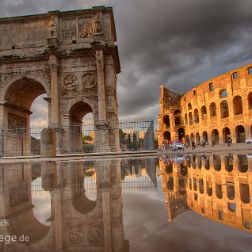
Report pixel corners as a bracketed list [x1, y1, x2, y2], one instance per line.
[235, 125, 246, 143]
[220, 101, 229, 118]
[233, 96, 243, 115]
[222, 127, 231, 143]
[212, 129, 219, 144]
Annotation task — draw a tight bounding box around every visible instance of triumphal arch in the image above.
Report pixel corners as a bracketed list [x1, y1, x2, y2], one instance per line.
[0, 6, 120, 156]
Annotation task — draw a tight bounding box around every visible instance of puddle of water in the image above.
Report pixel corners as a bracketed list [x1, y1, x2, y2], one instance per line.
[0, 152, 252, 251]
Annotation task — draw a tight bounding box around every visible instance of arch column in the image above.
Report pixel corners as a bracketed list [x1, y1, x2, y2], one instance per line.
[95, 49, 110, 152]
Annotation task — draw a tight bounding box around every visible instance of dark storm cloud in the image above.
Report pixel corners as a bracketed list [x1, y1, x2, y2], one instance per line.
[1, 0, 252, 120]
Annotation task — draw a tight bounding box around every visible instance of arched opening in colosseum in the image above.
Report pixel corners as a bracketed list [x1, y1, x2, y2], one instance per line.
[248, 93, 252, 110]
[178, 178, 186, 194]
[212, 129, 219, 144]
[224, 155, 233, 172]
[188, 103, 192, 110]
[189, 178, 192, 190]
[69, 101, 94, 153]
[209, 102, 217, 117]
[163, 131, 171, 142]
[178, 128, 185, 140]
[199, 178, 204, 194]
[167, 177, 174, 191]
[193, 177, 197, 191]
[206, 180, 212, 196]
[192, 154, 196, 169]
[185, 113, 188, 124]
[215, 184, 223, 199]
[235, 125, 246, 143]
[197, 156, 202, 169]
[202, 131, 208, 143]
[165, 163, 173, 173]
[201, 106, 207, 120]
[163, 115, 170, 128]
[174, 110, 181, 126]
[222, 127, 231, 143]
[237, 155, 248, 173]
[240, 183, 250, 204]
[3, 78, 49, 156]
[196, 133, 201, 145]
[227, 184, 235, 200]
[194, 193, 198, 201]
[220, 101, 229, 118]
[185, 135, 190, 145]
[190, 133, 195, 144]
[233, 96, 243, 115]
[228, 203, 236, 212]
[189, 112, 193, 125]
[204, 157, 210, 170]
[194, 109, 199, 124]
[180, 163, 187, 176]
[213, 154, 221, 171]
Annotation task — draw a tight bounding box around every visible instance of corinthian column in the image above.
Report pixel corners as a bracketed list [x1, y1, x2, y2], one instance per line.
[95, 49, 111, 152]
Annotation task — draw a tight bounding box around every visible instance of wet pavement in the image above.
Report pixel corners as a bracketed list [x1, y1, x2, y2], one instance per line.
[0, 152, 252, 251]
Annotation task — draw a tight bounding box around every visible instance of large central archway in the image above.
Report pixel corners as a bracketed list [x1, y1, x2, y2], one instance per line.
[2, 78, 49, 156]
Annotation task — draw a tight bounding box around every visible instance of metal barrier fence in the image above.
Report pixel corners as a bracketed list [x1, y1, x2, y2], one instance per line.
[0, 118, 155, 157]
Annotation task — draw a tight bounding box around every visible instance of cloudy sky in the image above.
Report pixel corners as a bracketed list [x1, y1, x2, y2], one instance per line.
[1, 0, 252, 125]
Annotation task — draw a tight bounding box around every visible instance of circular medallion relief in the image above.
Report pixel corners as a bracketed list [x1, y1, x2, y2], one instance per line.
[64, 74, 78, 90]
[82, 72, 96, 88]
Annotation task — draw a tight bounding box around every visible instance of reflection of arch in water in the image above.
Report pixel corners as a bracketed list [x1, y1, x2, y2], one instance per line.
[0, 163, 54, 250]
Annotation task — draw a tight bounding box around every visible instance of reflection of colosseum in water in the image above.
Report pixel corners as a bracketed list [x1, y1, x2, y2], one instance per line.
[159, 154, 252, 232]
[158, 63, 252, 145]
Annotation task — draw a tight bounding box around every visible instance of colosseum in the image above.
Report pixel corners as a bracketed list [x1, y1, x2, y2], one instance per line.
[159, 154, 252, 232]
[158, 63, 252, 146]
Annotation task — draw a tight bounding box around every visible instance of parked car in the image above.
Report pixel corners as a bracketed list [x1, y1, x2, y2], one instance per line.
[171, 142, 185, 151]
[245, 138, 252, 144]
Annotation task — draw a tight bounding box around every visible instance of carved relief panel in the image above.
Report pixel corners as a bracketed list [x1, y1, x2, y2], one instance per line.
[61, 71, 97, 98]
[62, 19, 77, 40]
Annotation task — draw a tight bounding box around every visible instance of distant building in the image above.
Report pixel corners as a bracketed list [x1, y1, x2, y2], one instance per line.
[158, 63, 252, 145]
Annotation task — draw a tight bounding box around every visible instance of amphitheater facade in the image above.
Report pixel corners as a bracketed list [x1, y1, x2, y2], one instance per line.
[158, 63, 252, 145]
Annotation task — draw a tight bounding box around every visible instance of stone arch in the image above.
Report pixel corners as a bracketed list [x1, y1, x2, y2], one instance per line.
[222, 127, 231, 143]
[213, 154, 221, 171]
[209, 102, 217, 117]
[220, 100, 229, 118]
[189, 112, 193, 125]
[212, 129, 219, 144]
[194, 109, 199, 124]
[235, 125, 246, 143]
[202, 131, 208, 143]
[224, 155, 233, 172]
[174, 110, 181, 126]
[178, 128, 185, 140]
[248, 92, 252, 110]
[163, 131, 171, 142]
[196, 133, 200, 145]
[227, 184, 235, 200]
[68, 101, 95, 153]
[215, 184, 223, 199]
[188, 103, 192, 110]
[201, 106, 207, 120]
[167, 177, 174, 191]
[2, 77, 49, 156]
[240, 184, 250, 204]
[233, 96, 243, 115]
[237, 155, 248, 173]
[163, 115, 170, 128]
